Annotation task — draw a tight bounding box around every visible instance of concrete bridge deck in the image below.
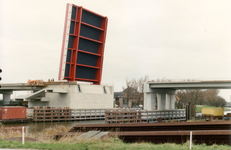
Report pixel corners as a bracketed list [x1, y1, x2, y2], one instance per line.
[0, 83, 43, 91]
[149, 80, 231, 89]
[0, 81, 77, 105]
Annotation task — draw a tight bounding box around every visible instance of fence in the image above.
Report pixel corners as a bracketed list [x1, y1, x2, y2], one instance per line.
[105, 109, 142, 124]
[33, 107, 70, 122]
[70, 109, 106, 121]
[33, 107, 186, 123]
[141, 109, 186, 123]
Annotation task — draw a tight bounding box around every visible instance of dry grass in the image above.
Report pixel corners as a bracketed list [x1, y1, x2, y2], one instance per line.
[0, 125, 72, 142]
[43, 125, 71, 135]
[1, 125, 230, 150]
[0, 125, 118, 144]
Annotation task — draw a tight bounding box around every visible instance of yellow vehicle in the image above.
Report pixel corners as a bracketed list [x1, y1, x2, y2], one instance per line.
[202, 108, 224, 116]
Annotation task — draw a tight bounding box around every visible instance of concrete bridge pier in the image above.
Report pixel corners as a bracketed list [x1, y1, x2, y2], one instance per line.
[165, 93, 176, 110]
[1, 90, 13, 105]
[144, 83, 176, 111]
[170, 94, 175, 109]
[166, 94, 171, 110]
[144, 91, 156, 110]
[156, 89, 176, 110]
[144, 84, 156, 110]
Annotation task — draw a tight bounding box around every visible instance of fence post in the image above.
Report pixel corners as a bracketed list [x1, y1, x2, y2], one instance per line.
[192, 104, 196, 118]
[22, 127, 24, 145]
[186, 105, 188, 120]
[189, 102, 191, 120]
[190, 131, 192, 149]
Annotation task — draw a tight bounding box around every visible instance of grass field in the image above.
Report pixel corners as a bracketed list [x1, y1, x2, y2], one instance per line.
[0, 138, 231, 150]
[196, 105, 230, 113]
[0, 125, 230, 150]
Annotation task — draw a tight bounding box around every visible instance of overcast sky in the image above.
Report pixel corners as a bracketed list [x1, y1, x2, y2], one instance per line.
[0, 0, 231, 102]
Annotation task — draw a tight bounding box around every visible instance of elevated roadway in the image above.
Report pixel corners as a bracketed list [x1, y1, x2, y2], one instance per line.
[0, 81, 77, 105]
[144, 80, 231, 111]
[0, 83, 44, 91]
[149, 80, 231, 89]
[0, 83, 44, 105]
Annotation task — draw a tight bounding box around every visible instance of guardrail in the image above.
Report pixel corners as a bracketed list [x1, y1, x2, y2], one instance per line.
[105, 109, 186, 124]
[141, 109, 186, 122]
[70, 109, 106, 121]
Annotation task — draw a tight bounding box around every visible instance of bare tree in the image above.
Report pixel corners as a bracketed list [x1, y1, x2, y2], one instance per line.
[176, 90, 188, 104]
[203, 89, 219, 106]
[137, 75, 149, 105]
[122, 78, 137, 106]
[176, 89, 226, 107]
[212, 96, 226, 107]
[122, 75, 149, 106]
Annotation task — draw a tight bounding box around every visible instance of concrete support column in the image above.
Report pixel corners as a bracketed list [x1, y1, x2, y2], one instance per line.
[161, 93, 166, 110]
[157, 93, 166, 110]
[157, 93, 162, 110]
[144, 92, 156, 110]
[170, 94, 175, 109]
[150, 93, 156, 110]
[165, 94, 170, 110]
[146, 93, 151, 110]
[2, 91, 13, 105]
[144, 94, 147, 110]
[144, 83, 156, 111]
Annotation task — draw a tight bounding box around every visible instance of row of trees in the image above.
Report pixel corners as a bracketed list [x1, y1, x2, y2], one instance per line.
[176, 89, 227, 107]
[122, 77, 227, 107]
